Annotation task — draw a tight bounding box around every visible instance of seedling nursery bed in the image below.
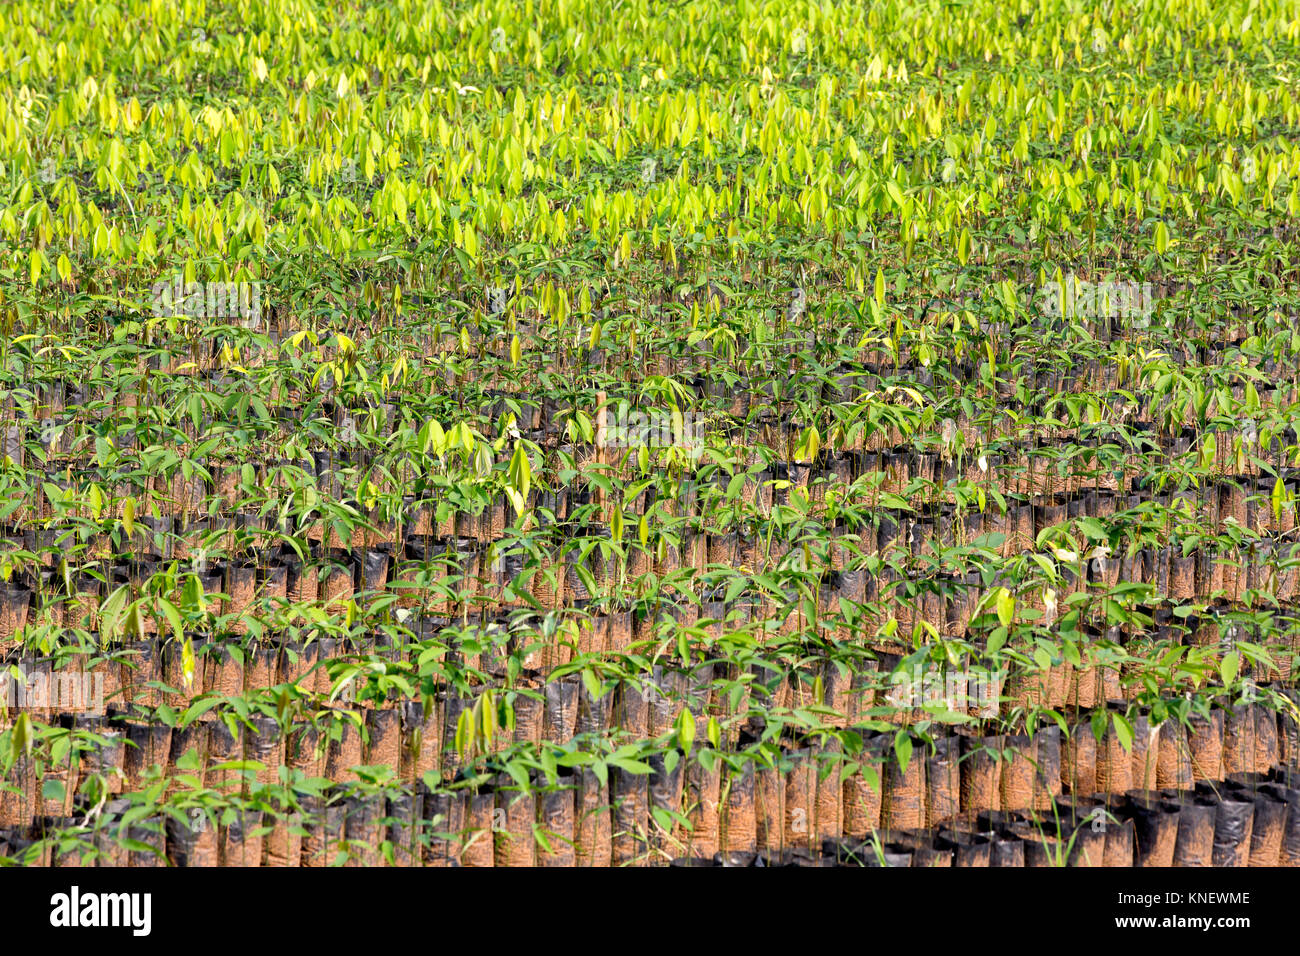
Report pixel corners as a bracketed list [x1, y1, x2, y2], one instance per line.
[2, 0, 1300, 872]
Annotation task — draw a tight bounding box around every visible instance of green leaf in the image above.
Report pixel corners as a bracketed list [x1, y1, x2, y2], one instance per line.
[507, 442, 532, 499]
[122, 497, 136, 538]
[794, 425, 821, 462]
[1154, 220, 1169, 253]
[1111, 712, 1133, 753]
[157, 598, 184, 643]
[11, 712, 32, 761]
[1220, 650, 1240, 686]
[678, 707, 696, 753]
[893, 730, 912, 773]
[42, 779, 67, 803]
[995, 587, 1015, 628]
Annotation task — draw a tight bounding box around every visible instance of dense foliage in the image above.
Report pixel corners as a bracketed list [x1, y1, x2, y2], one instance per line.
[2, 0, 1300, 865]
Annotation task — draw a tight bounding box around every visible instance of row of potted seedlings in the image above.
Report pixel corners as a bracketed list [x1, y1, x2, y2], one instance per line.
[5, 727, 1299, 867]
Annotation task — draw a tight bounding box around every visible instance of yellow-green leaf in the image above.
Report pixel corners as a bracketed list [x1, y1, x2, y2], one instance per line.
[678, 707, 696, 752]
[1154, 220, 1169, 254]
[995, 587, 1015, 628]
